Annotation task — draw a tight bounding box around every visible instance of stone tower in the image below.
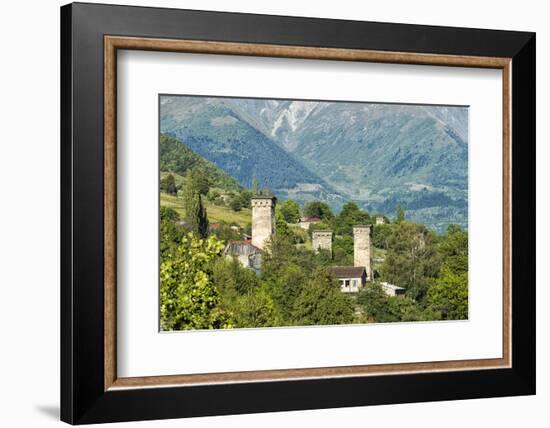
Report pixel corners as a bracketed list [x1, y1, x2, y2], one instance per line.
[251, 196, 276, 251]
[312, 230, 333, 256]
[353, 225, 373, 280]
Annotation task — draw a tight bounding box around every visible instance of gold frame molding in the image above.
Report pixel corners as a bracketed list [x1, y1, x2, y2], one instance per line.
[104, 35, 512, 391]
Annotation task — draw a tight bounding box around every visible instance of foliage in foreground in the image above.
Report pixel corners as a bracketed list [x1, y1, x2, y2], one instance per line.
[357, 283, 439, 323]
[160, 232, 231, 331]
[380, 221, 441, 302]
[427, 225, 469, 319]
[159, 186, 469, 329]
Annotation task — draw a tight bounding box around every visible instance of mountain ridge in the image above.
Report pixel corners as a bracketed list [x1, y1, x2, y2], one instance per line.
[160, 96, 345, 207]
[160, 95, 468, 232]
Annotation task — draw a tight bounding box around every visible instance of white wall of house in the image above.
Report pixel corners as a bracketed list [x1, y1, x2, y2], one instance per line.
[338, 277, 362, 293]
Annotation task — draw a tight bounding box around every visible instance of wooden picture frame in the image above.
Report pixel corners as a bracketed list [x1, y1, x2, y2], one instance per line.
[61, 2, 535, 424]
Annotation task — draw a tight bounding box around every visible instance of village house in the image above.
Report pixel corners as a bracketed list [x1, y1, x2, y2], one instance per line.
[222, 240, 262, 272]
[328, 266, 367, 293]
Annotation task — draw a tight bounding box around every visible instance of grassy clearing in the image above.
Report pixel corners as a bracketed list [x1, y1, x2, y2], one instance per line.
[160, 192, 252, 227]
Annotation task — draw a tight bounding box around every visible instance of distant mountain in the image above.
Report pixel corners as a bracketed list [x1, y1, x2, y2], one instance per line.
[160, 134, 244, 192]
[280, 102, 468, 231]
[160, 96, 345, 207]
[160, 96, 468, 232]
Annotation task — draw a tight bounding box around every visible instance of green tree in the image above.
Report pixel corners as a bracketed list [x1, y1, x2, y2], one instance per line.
[332, 235, 354, 265]
[262, 254, 308, 320]
[308, 221, 332, 235]
[303, 201, 334, 221]
[266, 262, 307, 321]
[160, 207, 184, 258]
[438, 224, 468, 275]
[228, 193, 243, 211]
[427, 268, 468, 320]
[279, 199, 301, 223]
[427, 225, 469, 319]
[357, 283, 397, 322]
[373, 223, 393, 249]
[188, 168, 211, 196]
[239, 190, 253, 209]
[380, 222, 441, 302]
[275, 207, 293, 240]
[357, 283, 438, 323]
[232, 290, 281, 328]
[213, 258, 260, 296]
[206, 188, 222, 203]
[183, 172, 209, 238]
[160, 173, 178, 195]
[395, 204, 405, 223]
[333, 201, 371, 236]
[260, 234, 327, 322]
[291, 268, 354, 326]
[160, 205, 179, 222]
[160, 233, 230, 330]
[290, 226, 308, 244]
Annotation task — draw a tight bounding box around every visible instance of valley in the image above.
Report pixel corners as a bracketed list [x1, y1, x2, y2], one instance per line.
[160, 96, 468, 232]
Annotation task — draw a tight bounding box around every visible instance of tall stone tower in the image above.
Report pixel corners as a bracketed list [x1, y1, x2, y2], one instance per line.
[251, 196, 276, 251]
[312, 230, 333, 256]
[353, 225, 373, 280]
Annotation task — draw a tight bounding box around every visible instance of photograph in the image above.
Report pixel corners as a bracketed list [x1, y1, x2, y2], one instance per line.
[159, 94, 469, 331]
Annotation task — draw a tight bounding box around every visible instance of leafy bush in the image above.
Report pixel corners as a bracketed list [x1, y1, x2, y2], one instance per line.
[279, 199, 301, 223]
[160, 233, 231, 330]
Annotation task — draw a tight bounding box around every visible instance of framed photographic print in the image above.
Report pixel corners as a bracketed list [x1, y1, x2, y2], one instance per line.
[60, 2, 535, 424]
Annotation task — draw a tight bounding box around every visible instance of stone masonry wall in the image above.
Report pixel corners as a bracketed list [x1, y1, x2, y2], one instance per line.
[353, 225, 373, 280]
[251, 197, 276, 251]
[312, 230, 333, 256]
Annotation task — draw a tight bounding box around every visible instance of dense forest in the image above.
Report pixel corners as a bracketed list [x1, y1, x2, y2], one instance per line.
[159, 162, 468, 331]
[160, 134, 244, 192]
